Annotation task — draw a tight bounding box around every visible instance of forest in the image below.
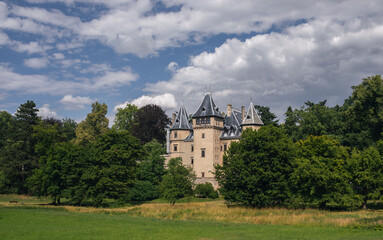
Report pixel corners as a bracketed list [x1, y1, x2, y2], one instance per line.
[0, 75, 382, 209]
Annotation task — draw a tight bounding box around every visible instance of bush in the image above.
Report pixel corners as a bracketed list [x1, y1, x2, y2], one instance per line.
[194, 183, 218, 199]
[128, 180, 160, 201]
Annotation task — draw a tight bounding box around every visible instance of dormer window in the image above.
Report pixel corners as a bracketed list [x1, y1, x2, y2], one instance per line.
[202, 107, 206, 111]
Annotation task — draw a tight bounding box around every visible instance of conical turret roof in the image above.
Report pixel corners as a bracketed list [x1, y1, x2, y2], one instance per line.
[241, 102, 264, 126]
[171, 104, 192, 130]
[192, 92, 224, 119]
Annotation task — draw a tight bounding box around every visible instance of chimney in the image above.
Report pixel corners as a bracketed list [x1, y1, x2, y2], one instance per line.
[227, 104, 232, 117]
[241, 106, 245, 120]
[172, 113, 176, 125]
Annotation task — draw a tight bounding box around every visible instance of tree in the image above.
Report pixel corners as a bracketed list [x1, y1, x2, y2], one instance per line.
[129, 140, 166, 201]
[77, 130, 143, 206]
[112, 104, 138, 132]
[160, 157, 195, 205]
[0, 101, 40, 193]
[28, 142, 85, 204]
[131, 104, 170, 144]
[215, 126, 296, 207]
[343, 75, 383, 149]
[291, 136, 357, 209]
[0, 111, 13, 149]
[348, 146, 383, 209]
[75, 102, 109, 145]
[62, 118, 77, 141]
[254, 105, 279, 126]
[283, 101, 344, 142]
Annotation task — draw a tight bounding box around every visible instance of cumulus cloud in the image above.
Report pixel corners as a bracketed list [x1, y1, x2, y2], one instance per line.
[146, 18, 383, 120]
[0, 65, 138, 96]
[12, 41, 50, 54]
[38, 104, 60, 118]
[59, 95, 94, 110]
[0, 31, 10, 45]
[113, 93, 177, 112]
[24, 57, 49, 68]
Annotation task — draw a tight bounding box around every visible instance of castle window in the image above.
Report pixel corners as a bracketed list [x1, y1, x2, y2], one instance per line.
[174, 144, 178, 152]
[206, 118, 210, 124]
[201, 148, 205, 158]
[174, 132, 177, 138]
[220, 145, 222, 151]
[202, 133, 205, 138]
[196, 119, 200, 125]
[224, 144, 227, 151]
[191, 145, 194, 152]
[201, 172, 205, 177]
[201, 118, 205, 124]
[191, 158, 194, 165]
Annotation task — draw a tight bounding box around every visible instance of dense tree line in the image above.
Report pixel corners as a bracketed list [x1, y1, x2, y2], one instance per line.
[0, 75, 382, 209]
[216, 75, 383, 209]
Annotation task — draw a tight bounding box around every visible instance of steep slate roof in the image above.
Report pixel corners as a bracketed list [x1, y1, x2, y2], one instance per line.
[171, 104, 192, 130]
[241, 102, 264, 126]
[220, 109, 242, 139]
[192, 92, 224, 119]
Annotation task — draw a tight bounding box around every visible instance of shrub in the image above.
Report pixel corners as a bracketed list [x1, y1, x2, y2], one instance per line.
[194, 183, 218, 199]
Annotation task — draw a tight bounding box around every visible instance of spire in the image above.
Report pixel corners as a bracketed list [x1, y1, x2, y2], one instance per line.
[241, 102, 264, 126]
[192, 92, 224, 119]
[171, 104, 192, 130]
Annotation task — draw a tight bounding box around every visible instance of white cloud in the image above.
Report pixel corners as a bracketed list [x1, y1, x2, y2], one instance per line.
[59, 95, 94, 110]
[24, 57, 49, 68]
[53, 52, 65, 59]
[92, 67, 138, 89]
[0, 31, 10, 45]
[12, 41, 50, 54]
[113, 93, 177, 112]
[38, 104, 59, 118]
[0, 65, 138, 95]
[146, 18, 383, 120]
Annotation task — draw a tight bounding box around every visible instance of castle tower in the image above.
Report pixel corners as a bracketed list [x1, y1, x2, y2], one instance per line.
[191, 92, 224, 179]
[241, 102, 264, 130]
[169, 104, 194, 166]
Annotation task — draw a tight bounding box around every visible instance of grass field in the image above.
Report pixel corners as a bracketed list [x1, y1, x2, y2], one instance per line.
[0, 195, 382, 239]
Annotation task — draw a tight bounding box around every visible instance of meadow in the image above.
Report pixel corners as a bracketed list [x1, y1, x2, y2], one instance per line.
[0, 195, 382, 240]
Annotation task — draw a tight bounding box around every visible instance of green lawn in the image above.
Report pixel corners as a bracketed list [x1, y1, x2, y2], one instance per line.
[0, 207, 381, 240]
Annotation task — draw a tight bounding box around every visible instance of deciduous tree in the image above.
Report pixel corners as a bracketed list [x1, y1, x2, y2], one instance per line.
[160, 157, 195, 205]
[215, 125, 296, 207]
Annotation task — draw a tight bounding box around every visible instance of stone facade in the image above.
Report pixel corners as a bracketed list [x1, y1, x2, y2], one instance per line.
[165, 92, 263, 188]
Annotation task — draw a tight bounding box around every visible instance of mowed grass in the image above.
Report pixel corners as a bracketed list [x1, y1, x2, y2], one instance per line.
[0, 207, 383, 240]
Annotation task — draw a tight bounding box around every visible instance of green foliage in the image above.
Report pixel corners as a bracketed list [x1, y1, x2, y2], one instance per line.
[283, 101, 344, 142]
[78, 130, 143, 206]
[131, 104, 170, 144]
[137, 140, 166, 185]
[343, 75, 383, 149]
[254, 105, 279, 126]
[160, 157, 196, 205]
[194, 183, 218, 199]
[348, 146, 383, 209]
[112, 104, 138, 132]
[75, 102, 109, 145]
[27, 142, 85, 204]
[62, 118, 77, 141]
[291, 136, 359, 209]
[0, 101, 40, 193]
[0, 111, 13, 149]
[215, 125, 296, 207]
[128, 180, 160, 201]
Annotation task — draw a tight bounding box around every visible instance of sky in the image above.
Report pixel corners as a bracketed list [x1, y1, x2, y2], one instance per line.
[1, 0, 383, 125]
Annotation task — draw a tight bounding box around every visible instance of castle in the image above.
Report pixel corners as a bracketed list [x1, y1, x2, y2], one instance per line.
[165, 92, 263, 187]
